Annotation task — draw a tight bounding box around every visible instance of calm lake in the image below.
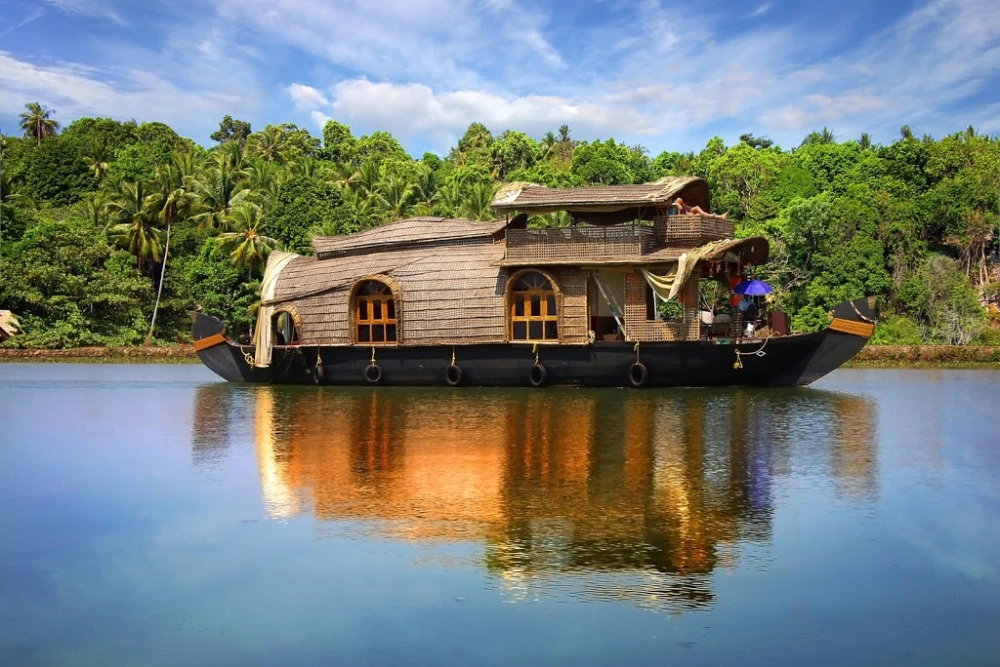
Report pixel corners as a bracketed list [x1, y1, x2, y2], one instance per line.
[1, 364, 998, 665]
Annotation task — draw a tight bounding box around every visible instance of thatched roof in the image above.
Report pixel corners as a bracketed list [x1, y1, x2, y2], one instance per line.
[313, 217, 506, 259]
[492, 177, 711, 224]
[277, 233, 510, 346]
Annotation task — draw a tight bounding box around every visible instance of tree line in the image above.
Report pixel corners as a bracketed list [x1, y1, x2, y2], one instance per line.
[0, 101, 998, 348]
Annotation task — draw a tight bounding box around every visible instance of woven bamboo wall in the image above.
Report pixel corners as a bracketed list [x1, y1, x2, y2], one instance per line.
[552, 268, 589, 345]
[623, 272, 700, 341]
[506, 226, 653, 262]
[653, 215, 734, 245]
[272, 243, 593, 347]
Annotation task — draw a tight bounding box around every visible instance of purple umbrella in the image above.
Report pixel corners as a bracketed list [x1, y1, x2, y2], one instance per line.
[734, 279, 773, 296]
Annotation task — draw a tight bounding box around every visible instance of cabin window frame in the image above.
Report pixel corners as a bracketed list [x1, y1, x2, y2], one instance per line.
[350, 276, 401, 345]
[506, 269, 562, 343]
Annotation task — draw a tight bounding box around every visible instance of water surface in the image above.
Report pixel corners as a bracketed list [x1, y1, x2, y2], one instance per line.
[1, 364, 998, 665]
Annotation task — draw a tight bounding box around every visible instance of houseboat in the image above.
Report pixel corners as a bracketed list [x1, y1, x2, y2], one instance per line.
[193, 177, 876, 387]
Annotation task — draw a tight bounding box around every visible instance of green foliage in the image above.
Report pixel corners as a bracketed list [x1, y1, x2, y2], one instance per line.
[176, 241, 260, 341]
[264, 177, 356, 252]
[490, 131, 540, 180]
[23, 135, 93, 206]
[3, 105, 999, 348]
[321, 121, 357, 164]
[355, 131, 410, 168]
[657, 298, 684, 321]
[870, 314, 923, 345]
[210, 115, 252, 146]
[0, 217, 152, 347]
[572, 139, 640, 184]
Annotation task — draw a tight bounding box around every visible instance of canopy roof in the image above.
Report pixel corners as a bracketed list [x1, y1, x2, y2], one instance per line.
[492, 177, 711, 225]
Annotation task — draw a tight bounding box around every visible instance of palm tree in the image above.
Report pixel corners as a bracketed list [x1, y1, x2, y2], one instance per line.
[72, 191, 109, 229]
[460, 182, 496, 221]
[144, 158, 195, 344]
[410, 164, 437, 215]
[558, 125, 571, 143]
[330, 161, 359, 190]
[858, 132, 872, 150]
[900, 125, 914, 141]
[19, 102, 59, 146]
[82, 138, 111, 183]
[292, 157, 332, 180]
[192, 156, 249, 228]
[219, 139, 251, 171]
[106, 181, 163, 270]
[252, 126, 289, 164]
[245, 160, 285, 205]
[377, 175, 414, 221]
[217, 202, 277, 275]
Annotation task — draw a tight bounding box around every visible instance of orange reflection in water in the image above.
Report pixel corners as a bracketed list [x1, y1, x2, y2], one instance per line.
[198, 385, 877, 611]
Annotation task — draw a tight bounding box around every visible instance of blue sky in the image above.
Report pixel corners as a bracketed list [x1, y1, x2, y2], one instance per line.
[2, 0, 999, 156]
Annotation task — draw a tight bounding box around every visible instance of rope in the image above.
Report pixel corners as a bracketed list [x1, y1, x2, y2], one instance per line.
[316, 347, 323, 368]
[451, 346, 456, 366]
[849, 300, 877, 324]
[634, 341, 640, 363]
[243, 350, 256, 368]
[532, 342, 539, 365]
[733, 337, 768, 370]
[370, 346, 377, 365]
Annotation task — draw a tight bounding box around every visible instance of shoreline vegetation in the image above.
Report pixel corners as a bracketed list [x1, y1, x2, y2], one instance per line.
[2, 345, 998, 368]
[1, 103, 998, 352]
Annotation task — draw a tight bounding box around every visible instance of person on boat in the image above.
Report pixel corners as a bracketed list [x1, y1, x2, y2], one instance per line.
[673, 198, 729, 218]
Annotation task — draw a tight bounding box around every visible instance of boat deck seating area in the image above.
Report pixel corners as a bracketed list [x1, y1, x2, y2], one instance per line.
[505, 215, 735, 263]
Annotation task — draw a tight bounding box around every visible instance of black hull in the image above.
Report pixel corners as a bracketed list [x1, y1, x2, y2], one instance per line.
[193, 298, 875, 388]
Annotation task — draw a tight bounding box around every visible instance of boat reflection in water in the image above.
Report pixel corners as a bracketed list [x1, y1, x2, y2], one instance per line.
[194, 385, 877, 612]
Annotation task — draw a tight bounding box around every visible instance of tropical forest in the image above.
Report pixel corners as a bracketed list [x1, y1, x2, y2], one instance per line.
[1, 102, 998, 348]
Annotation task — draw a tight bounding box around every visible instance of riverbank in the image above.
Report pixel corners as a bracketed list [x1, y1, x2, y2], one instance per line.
[2, 344, 999, 367]
[0, 347, 200, 363]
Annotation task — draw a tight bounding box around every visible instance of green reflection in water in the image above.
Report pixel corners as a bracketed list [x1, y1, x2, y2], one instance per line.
[193, 385, 877, 613]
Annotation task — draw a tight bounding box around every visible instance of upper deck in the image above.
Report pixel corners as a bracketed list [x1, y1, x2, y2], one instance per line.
[503, 214, 736, 265]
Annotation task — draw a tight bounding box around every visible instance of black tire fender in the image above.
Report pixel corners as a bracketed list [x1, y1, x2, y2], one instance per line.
[445, 364, 463, 386]
[364, 363, 383, 384]
[529, 363, 547, 387]
[629, 362, 648, 388]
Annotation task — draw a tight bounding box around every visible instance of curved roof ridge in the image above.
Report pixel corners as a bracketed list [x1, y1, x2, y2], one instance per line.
[312, 216, 506, 258]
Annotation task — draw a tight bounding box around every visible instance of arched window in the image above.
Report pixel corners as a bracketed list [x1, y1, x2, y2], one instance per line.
[355, 280, 397, 343]
[509, 271, 559, 341]
[273, 310, 300, 345]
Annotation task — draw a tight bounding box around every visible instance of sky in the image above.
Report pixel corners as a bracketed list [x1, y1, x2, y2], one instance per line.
[1, 0, 999, 157]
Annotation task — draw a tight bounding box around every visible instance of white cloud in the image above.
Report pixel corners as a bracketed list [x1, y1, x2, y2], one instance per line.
[749, 3, 773, 18]
[41, 0, 125, 25]
[210, 0, 564, 87]
[287, 84, 330, 111]
[0, 51, 242, 131]
[289, 78, 655, 150]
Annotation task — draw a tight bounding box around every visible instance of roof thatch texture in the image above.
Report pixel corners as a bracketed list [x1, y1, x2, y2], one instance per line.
[313, 217, 506, 258]
[492, 177, 711, 224]
[274, 241, 509, 346]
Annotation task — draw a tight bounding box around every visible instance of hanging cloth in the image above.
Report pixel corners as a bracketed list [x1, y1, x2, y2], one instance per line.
[641, 238, 735, 302]
[253, 251, 299, 368]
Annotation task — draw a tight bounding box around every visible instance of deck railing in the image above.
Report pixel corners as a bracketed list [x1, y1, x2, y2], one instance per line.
[504, 216, 734, 263]
[505, 224, 654, 262]
[653, 214, 734, 245]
